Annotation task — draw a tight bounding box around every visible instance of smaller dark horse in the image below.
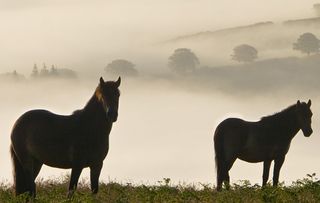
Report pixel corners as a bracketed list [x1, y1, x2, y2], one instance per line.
[10, 77, 121, 197]
[214, 100, 313, 191]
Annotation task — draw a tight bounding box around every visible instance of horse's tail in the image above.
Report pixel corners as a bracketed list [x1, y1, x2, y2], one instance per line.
[214, 123, 225, 189]
[10, 145, 27, 195]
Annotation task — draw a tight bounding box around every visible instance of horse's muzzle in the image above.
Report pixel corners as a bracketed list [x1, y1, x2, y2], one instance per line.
[303, 128, 313, 137]
[107, 110, 118, 122]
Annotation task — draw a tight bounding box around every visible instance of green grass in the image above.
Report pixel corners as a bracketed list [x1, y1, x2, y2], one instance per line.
[1, 174, 320, 203]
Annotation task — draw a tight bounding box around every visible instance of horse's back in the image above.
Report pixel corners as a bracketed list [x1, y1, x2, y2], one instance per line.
[12, 109, 53, 137]
[11, 109, 76, 168]
[214, 118, 249, 138]
[11, 109, 72, 139]
[214, 118, 251, 156]
[15, 109, 70, 123]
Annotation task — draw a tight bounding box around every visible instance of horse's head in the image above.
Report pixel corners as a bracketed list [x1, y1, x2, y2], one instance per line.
[296, 99, 313, 137]
[96, 77, 121, 122]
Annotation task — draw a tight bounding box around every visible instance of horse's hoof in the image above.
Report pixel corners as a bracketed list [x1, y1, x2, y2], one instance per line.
[67, 190, 74, 198]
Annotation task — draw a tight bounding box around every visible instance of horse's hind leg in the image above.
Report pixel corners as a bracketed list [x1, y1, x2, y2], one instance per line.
[217, 167, 224, 191]
[68, 167, 83, 198]
[24, 159, 42, 197]
[20, 164, 36, 198]
[11, 146, 27, 196]
[216, 160, 232, 191]
[217, 160, 228, 191]
[217, 166, 229, 190]
[31, 160, 43, 197]
[12, 148, 36, 197]
[33, 161, 43, 180]
[216, 157, 236, 191]
[223, 171, 231, 189]
[224, 158, 236, 190]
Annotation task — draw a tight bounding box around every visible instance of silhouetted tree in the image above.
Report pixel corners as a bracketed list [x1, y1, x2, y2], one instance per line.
[40, 63, 49, 77]
[50, 65, 58, 76]
[30, 63, 77, 79]
[9, 70, 25, 81]
[314, 4, 320, 16]
[105, 59, 138, 76]
[31, 64, 38, 78]
[293, 32, 320, 55]
[168, 48, 199, 74]
[231, 44, 258, 63]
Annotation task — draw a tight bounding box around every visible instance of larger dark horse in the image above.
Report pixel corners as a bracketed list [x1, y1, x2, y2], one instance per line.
[214, 100, 313, 191]
[10, 77, 121, 197]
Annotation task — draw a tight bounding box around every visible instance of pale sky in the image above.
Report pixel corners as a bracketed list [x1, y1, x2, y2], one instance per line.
[0, 0, 319, 73]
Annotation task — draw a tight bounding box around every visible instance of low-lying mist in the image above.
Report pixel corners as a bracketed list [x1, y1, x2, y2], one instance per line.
[1, 0, 320, 187]
[1, 76, 319, 186]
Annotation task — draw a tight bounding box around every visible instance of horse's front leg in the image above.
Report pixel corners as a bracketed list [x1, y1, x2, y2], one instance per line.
[90, 162, 103, 194]
[273, 156, 285, 186]
[262, 160, 272, 186]
[68, 167, 83, 198]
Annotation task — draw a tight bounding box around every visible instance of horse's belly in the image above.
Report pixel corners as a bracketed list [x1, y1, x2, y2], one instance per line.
[33, 148, 74, 169]
[29, 141, 80, 169]
[35, 152, 92, 169]
[31, 144, 106, 169]
[43, 160, 73, 169]
[237, 147, 272, 163]
[238, 145, 288, 163]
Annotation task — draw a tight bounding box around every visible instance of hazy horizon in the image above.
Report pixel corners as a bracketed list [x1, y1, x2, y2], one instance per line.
[1, 78, 319, 186]
[0, 0, 319, 74]
[1, 1, 320, 187]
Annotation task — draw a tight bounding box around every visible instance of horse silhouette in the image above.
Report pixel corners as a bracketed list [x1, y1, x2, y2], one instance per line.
[10, 77, 121, 197]
[214, 100, 313, 191]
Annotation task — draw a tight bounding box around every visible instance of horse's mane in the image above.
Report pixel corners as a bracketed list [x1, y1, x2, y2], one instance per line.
[71, 82, 120, 116]
[260, 104, 297, 124]
[72, 86, 101, 115]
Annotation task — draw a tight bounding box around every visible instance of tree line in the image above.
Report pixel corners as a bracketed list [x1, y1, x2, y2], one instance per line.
[107, 32, 320, 76]
[0, 64, 77, 81]
[3, 32, 320, 79]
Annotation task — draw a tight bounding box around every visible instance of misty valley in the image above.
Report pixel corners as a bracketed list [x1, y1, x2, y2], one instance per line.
[1, 58, 319, 186]
[1, 1, 320, 201]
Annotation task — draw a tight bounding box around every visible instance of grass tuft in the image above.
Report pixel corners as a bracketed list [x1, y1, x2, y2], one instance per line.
[2, 174, 320, 202]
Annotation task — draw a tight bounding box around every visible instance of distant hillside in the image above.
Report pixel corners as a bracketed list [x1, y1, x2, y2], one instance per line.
[165, 17, 320, 44]
[189, 55, 320, 94]
[283, 17, 320, 27]
[166, 22, 274, 43]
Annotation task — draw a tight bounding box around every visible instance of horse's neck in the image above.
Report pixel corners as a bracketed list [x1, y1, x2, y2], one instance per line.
[82, 94, 107, 122]
[276, 110, 300, 139]
[81, 96, 113, 141]
[261, 107, 300, 140]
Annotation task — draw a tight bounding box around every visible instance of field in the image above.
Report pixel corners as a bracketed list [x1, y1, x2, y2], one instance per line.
[1, 174, 320, 203]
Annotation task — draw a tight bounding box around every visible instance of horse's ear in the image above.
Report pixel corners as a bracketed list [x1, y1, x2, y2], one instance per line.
[297, 100, 301, 106]
[115, 76, 121, 87]
[100, 77, 104, 85]
[307, 99, 311, 107]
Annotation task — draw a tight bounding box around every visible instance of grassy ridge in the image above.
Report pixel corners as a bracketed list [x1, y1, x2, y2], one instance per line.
[1, 174, 320, 203]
